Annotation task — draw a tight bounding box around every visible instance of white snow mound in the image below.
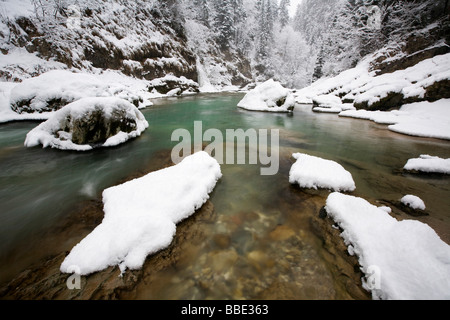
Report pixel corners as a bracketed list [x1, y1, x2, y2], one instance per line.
[401, 194, 426, 211]
[237, 79, 295, 113]
[289, 153, 356, 192]
[326, 192, 450, 300]
[60, 151, 222, 275]
[404, 155, 450, 174]
[24, 97, 148, 151]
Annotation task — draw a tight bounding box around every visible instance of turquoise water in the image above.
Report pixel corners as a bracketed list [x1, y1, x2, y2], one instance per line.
[1, 93, 449, 298]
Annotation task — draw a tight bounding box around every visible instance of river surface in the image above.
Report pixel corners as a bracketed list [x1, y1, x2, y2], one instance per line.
[1, 93, 449, 299]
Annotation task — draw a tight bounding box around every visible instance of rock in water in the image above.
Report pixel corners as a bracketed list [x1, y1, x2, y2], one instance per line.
[237, 79, 295, 113]
[24, 97, 149, 151]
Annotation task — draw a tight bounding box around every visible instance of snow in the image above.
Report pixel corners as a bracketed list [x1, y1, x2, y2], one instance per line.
[0, 82, 50, 123]
[0, 0, 34, 19]
[9, 70, 147, 113]
[387, 100, 450, 140]
[0, 68, 158, 123]
[10, 70, 108, 112]
[325, 192, 450, 300]
[339, 109, 401, 125]
[196, 59, 219, 93]
[339, 100, 450, 139]
[289, 153, 356, 192]
[24, 97, 148, 151]
[313, 94, 342, 108]
[404, 155, 450, 174]
[401, 195, 426, 211]
[60, 151, 222, 275]
[237, 79, 295, 113]
[294, 52, 450, 140]
[0, 48, 67, 82]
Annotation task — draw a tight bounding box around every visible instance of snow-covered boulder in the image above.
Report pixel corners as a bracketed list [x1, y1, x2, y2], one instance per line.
[289, 153, 356, 192]
[9, 70, 142, 114]
[325, 192, 450, 300]
[312, 94, 355, 113]
[24, 97, 148, 151]
[400, 194, 426, 211]
[237, 79, 295, 113]
[403, 155, 450, 174]
[60, 151, 222, 275]
[147, 75, 199, 96]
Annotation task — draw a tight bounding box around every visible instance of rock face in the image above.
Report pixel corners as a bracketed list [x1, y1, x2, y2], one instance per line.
[24, 97, 149, 151]
[1, 2, 198, 83]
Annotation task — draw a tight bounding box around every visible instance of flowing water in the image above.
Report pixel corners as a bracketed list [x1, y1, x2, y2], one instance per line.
[0, 93, 449, 299]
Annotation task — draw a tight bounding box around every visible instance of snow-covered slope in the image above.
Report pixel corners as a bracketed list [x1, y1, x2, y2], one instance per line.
[295, 52, 450, 111]
[0, 0, 197, 83]
[294, 51, 450, 140]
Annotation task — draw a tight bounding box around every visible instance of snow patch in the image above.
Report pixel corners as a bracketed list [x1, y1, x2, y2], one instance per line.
[387, 99, 450, 140]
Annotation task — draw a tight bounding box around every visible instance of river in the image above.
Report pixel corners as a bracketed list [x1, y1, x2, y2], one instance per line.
[0, 92, 449, 299]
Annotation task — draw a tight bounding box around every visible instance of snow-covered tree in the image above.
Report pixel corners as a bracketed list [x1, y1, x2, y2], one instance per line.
[272, 25, 313, 88]
[278, 0, 290, 29]
[212, 0, 235, 49]
[192, 0, 211, 26]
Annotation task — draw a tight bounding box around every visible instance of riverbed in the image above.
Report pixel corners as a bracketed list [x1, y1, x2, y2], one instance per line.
[1, 93, 449, 299]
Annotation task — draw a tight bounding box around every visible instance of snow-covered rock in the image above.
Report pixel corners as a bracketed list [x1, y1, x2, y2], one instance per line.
[404, 155, 450, 174]
[311, 95, 356, 113]
[60, 151, 222, 275]
[9, 70, 143, 114]
[237, 79, 295, 113]
[147, 75, 199, 95]
[24, 97, 148, 151]
[400, 194, 426, 211]
[325, 192, 450, 300]
[312, 94, 342, 108]
[289, 153, 356, 192]
[295, 52, 450, 113]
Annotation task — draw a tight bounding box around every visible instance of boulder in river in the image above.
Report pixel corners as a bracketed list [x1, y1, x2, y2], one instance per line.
[24, 97, 149, 151]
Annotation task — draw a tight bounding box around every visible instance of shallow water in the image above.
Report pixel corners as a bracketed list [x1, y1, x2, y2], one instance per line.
[0, 93, 449, 298]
